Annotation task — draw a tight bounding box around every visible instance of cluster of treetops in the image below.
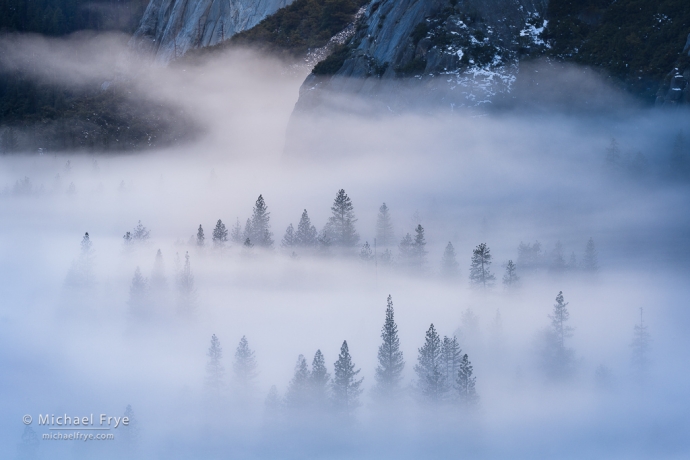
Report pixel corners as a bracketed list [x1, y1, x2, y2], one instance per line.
[205, 295, 478, 417]
[114, 189, 601, 285]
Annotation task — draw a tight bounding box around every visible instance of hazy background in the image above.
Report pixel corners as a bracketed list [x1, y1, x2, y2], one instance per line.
[0, 33, 689, 459]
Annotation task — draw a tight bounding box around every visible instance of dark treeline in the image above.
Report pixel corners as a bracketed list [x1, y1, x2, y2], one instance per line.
[0, 76, 195, 153]
[0, 0, 148, 36]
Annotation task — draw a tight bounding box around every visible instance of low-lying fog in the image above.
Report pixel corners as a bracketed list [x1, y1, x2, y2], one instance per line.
[1, 33, 689, 459]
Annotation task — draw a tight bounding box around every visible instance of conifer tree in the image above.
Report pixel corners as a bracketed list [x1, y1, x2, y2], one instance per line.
[327, 189, 359, 247]
[128, 267, 148, 316]
[541, 291, 575, 379]
[17, 426, 39, 460]
[376, 203, 395, 247]
[412, 224, 427, 269]
[502, 260, 519, 287]
[441, 242, 459, 278]
[567, 252, 577, 271]
[631, 308, 651, 382]
[605, 138, 621, 168]
[177, 251, 197, 313]
[332, 340, 363, 416]
[281, 224, 296, 248]
[212, 219, 228, 247]
[234, 336, 258, 393]
[310, 350, 330, 409]
[295, 209, 318, 247]
[415, 324, 445, 403]
[398, 233, 414, 267]
[243, 218, 253, 243]
[196, 225, 205, 247]
[550, 241, 566, 273]
[517, 240, 544, 270]
[374, 295, 405, 399]
[132, 220, 150, 242]
[150, 249, 167, 289]
[123, 231, 133, 245]
[206, 334, 225, 395]
[441, 336, 462, 395]
[456, 354, 478, 406]
[359, 241, 373, 262]
[285, 355, 310, 410]
[583, 238, 599, 273]
[264, 385, 282, 420]
[469, 243, 495, 288]
[250, 194, 273, 248]
[80, 231, 95, 284]
[120, 404, 139, 454]
[230, 218, 243, 244]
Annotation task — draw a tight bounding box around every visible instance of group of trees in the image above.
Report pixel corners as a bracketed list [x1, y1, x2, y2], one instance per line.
[204, 295, 479, 420]
[517, 238, 599, 274]
[205, 334, 258, 399]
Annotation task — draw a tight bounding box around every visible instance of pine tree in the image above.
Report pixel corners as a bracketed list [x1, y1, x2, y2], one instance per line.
[177, 251, 197, 313]
[230, 218, 243, 244]
[67, 232, 96, 287]
[243, 218, 253, 243]
[605, 138, 621, 168]
[281, 224, 296, 248]
[212, 219, 228, 247]
[376, 203, 395, 247]
[331, 340, 363, 417]
[196, 225, 205, 247]
[150, 249, 167, 289]
[17, 426, 39, 460]
[374, 295, 405, 399]
[250, 194, 273, 248]
[234, 336, 258, 393]
[310, 349, 330, 409]
[517, 240, 544, 270]
[441, 242, 460, 278]
[120, 404, 139, 454]
[398, 233, 414, 267]
[567, 252, 577, 271]
[631, 308, 651, 382]
[295, 209, 318, 247]
[469, 243, 495, 288]
[414, 324, 445, 403]
[541, 291, 575, 379]
[412, 224, 427, 270]
[80, 231, 95, 284]
[327, 189, 359, 247]
[128, 267, 149, 316]
[456, 354, 478, 406]
[583, 238, 599, 273]
[123, 231, 133, 245]
[550, 241, 566, 273]
[264, 385, 282, 420]
[132, 220, 150, 242]
[206, 334, 225, 395]
[441, 336, 462, 396]
[285, 354, 310, 410]
[502, 260, 519, 287]
[359, 241, 373, 262]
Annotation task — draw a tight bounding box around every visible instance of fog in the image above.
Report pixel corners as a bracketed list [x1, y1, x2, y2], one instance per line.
[1, 34, 690, 460]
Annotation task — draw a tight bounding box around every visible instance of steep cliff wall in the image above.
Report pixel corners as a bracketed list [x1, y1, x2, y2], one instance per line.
[130, 0, 295, 62]
[296, 0, 549, 110]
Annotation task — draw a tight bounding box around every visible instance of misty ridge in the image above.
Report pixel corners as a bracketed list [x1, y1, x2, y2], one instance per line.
[0, 30, 689, 460]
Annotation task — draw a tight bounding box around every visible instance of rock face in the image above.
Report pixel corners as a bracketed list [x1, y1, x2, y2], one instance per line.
[130, 0, 294, 62]
[655, 33, 690, 107]
[297, 0, 549, 111]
